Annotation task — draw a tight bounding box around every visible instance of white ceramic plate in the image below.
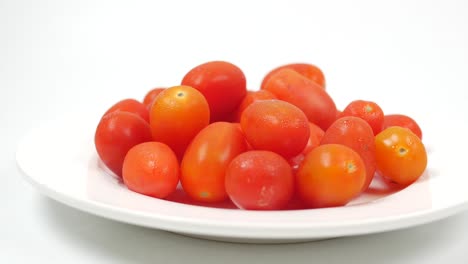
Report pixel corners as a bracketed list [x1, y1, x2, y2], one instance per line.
[16, 112, 468, 243]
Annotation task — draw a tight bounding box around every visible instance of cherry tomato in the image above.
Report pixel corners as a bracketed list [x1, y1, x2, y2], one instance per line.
[225, 150, 294, 210]
[303, 122, 325, 154]
[289, 122, 325, 173]
[383, 114, 422, 139]
[342, 100, 384, 135]
[297, 144, 366, 208]
[95, 111, 152, 177]
[104, 98, 149, 123]
[321, 116, 376, 191]
[261, 63, 326, 89]
[122, 142, 179, 198]
[181, 61, 247, 122]
[240, 99, 310, 158]
[143, 87, 165, 109]
[335, 109, 343, 121]
[150, 85, 210, 160]
[262, 69, 336, 130]
[181, 122, 248, 203]
[375, 126, 427, 186]
[234, 90, 277, 122]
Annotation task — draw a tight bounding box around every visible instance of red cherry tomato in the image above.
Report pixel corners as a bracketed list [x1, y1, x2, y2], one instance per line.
[234, 90, 277, 122]
[375, 126, 427, 186]
[297, 144, 366, 208]
[382, 114, 422, 139]
[143, 87, 165, 109]
[225, 150, 294, 210]
[303, 122, 325, 154]
[181, 122, 248, 203]
[262, 69, 336, 130]
[240, 99, 310, 158]
[150, 85, 210, 160]
[104, 98, 149, 123]
[181, 61, 247, 122]
[95, 111, 152, 177]
[342, 100, 384, 135]
[321, 116, 376, 191]
[289, 122, 325, 173]
[122, 142, 179, 198]
[261, 63, 326, 89]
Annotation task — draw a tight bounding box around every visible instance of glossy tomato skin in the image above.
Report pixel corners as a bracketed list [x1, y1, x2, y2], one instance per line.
[382, 114, 422, 139]
[181, 122, 249, 203]
[104, 98, 150, 123]
[321, 116, 376, 191]
[95, 111, 153, 177]
[261, 63, 326, 89]
[143, 87, 165, 109]
[289, 122, 325, 173]
[262, 69, 336, 130]
[181, 61, 247, 122]
[225, 151, 294, 210]
[234, 90, 277, 122]
[297, 144, 366, 208]
[240, 99, 310, 158]
[150, 85, 210, 160]
[375, 126, 427, 186]
[122, 142, 179, 198]
[303, 122, 325, 154]
[342, 100, 384, 135]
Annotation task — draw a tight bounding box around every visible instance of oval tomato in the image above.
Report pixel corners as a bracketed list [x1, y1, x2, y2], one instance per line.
[150, 85, 210, 160]
[225, 150, 294, 210]
[261, 63, 326, 89]
[297, 144, 366, 208]
[375, 126, 427, 186]
[95, 111, 152, 177]
[240, 99, 310, 158]
[122, 142, 179, 198]
[180, 122, 248, 203]
[382, 114, 422, 139]
[320, 116, 376, 191]
[181, 61, 247, 122]
[262, 68, 336, 130]
[104, 98, 149, 123]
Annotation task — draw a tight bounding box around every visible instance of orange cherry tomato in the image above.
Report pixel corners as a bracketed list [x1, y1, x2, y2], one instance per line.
[181, 61, 247, 122]
[122, 142, 179, 198]
[149, 85, 210, 160]
[375, 126, 427, 186]
[181, 122, 248, 203]
[262, 69, 336, 130]
[241, 99, 310, 158]
[226, 150, 294, 210]
[95, 111, 152, 177]
[297, 144, 366, 208]
[104, 98, 149, 123]
[321, 116, 376, 191]
[261, 63, 326, 89]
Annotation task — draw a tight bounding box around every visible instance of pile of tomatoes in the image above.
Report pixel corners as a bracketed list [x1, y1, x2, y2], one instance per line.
[94, 61, 427, 210]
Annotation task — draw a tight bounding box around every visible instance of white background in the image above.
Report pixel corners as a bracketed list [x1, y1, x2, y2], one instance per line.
[2, 0, 468, 263]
